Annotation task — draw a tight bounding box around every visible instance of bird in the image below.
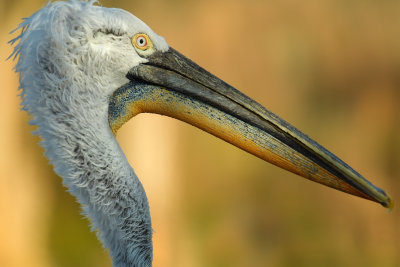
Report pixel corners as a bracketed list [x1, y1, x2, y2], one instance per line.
[10, 0, 393, 266]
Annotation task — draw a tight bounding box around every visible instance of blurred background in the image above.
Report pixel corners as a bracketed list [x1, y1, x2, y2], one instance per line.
[1, 0, 399, 266]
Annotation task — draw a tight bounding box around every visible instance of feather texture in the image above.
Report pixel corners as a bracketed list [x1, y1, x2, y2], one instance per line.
[10, 0, 169, 265]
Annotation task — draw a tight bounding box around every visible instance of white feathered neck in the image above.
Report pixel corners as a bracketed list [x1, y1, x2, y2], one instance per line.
[9, 0, 169, 266]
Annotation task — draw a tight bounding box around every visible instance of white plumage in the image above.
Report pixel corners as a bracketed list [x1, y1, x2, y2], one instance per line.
[11, 0, 169, 265]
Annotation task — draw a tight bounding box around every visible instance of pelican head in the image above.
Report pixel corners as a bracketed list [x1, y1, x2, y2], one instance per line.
[11, 0, 392, 266]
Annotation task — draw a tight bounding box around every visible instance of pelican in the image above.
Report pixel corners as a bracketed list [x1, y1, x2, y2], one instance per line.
[10, 0, 393, 266]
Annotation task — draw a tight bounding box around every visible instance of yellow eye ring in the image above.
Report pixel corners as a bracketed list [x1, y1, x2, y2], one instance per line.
[132, 34, 152, 50]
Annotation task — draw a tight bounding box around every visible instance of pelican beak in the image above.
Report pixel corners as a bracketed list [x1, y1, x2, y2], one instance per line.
[109, 47, 393, 210]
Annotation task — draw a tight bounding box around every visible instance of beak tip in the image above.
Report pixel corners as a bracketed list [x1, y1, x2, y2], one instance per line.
[385, 195, 394, 212]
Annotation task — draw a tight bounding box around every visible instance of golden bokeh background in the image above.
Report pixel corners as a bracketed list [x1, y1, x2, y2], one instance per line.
[1, 0, 399, 266]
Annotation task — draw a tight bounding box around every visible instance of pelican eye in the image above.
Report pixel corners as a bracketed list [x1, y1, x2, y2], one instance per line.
[132, 34, 152, 50]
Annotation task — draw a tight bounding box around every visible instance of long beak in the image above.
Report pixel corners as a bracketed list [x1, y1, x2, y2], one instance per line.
[109, 47, 393, 210]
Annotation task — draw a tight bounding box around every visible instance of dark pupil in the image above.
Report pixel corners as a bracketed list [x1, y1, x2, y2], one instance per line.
[139, 38, 144, 45]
